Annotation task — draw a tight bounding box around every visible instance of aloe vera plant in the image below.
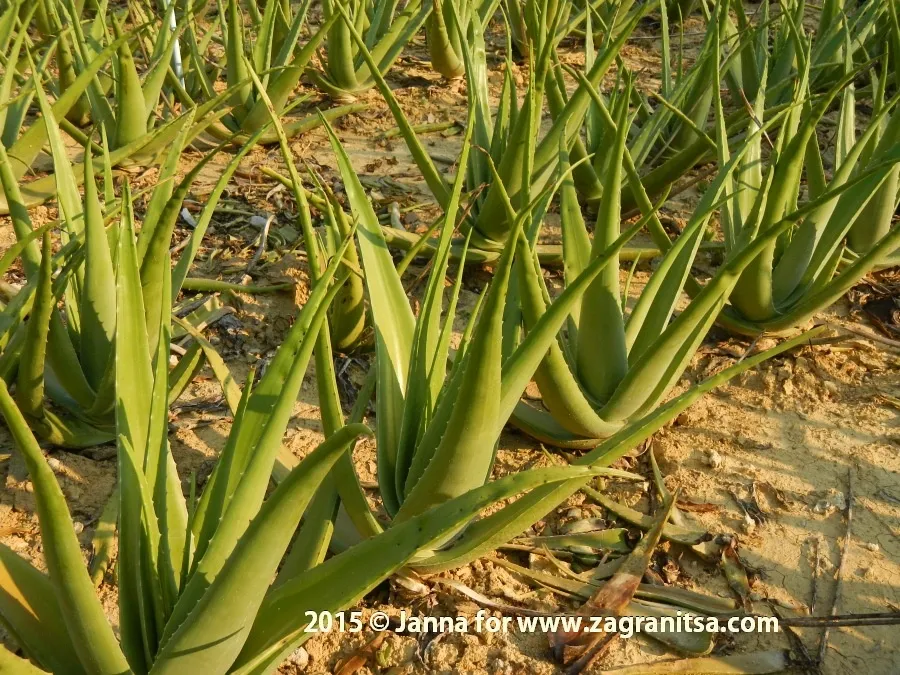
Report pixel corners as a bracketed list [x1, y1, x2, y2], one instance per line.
[501, 43, 839, 447]
[717, 20, 900, 335]
[284, 108, 812, 577]
[308, 0, 431, 101]
[0, 94, 259, 446]
[553, 1, 742, 213]
[724, 0, 888, 109]
[173, 0, 365, 147]
[0, 12, 184, 211]
[0, 193, 624, 672]
[574, 0, 886, 219]
[338, 0, 653, 263]
[38, 0, 219, 166]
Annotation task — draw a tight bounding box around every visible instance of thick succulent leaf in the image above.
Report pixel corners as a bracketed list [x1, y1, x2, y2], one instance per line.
[233, 464, 632, 674]
[166, 342, 204, 407]
[321, 0, 359, 91]
[165, 240, 354, 644]
[416, 327, 825, 574]
[0, 543, 83, 674]
[0, 643, 51, 674]
[35, 83, 87, 355]
[0, 384, 128, 673]
[147, 267, 191, 614]
[252, 0, 281, 75]
[77, 143, 116, 390]
[14, 233, 52, 421]
[558, 140, 591, 318]
[115, 184, 164, 671]
[141, 14, 181, 120]
[224, 0, 253, 116]
[575, 89, 630, 403]
[322, 117, 415, 513]
[426, 0, 464, 79]
[317, 184, 366, 352]
[150, 424, 371, 674]
[0, 144, 41, 276]
[395, 219, 510, 521]
[110, 19, 148, 148]
[33, 84, 83, 237]
[137, 112, 202, 350]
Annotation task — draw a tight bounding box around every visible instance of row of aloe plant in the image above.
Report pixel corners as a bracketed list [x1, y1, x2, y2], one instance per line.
[0, 2, 896, 672]
[235, 89, 818, 580]
[0, 77, 812, 675]
[6, 0, 890, 212]
[1, 166, 632, 671]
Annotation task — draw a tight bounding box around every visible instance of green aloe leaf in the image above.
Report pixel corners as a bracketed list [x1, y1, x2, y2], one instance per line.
[234, 464, 634, 673]
[321, 117, 415, 515]
[150, 424, 372, 674]
[0, 383, 128, 673]
[15, 233, 52, 421]
[77, 141, 116, 390]
[114, 182, 162, 671]
[110, 18, 148, 149]
[575, 85, 631, 403]
[0, 543, 83, 674]
[0, 642, 52, 674]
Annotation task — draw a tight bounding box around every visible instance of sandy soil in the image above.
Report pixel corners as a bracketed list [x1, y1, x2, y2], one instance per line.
[1, 8, 899, 675]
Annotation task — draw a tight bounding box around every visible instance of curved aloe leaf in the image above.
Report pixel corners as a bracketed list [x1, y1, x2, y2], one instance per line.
[416, 326, 825, 574]
[150, 424, 372, 674]
[0, 543, 83, 674]
[0, 383, 128, 674]
[234, 464, 632, 674]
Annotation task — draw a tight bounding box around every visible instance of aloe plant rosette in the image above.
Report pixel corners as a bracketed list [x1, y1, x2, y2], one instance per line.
[718, 20, 900, 335]
[0, 87, 264, 446]
[0, 200, 622, 672]
[174, 0, 366, 147]
[307, 0, 431, 101]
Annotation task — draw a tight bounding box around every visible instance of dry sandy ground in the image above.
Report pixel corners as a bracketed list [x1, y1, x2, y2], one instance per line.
[1, 11, 899, 675]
